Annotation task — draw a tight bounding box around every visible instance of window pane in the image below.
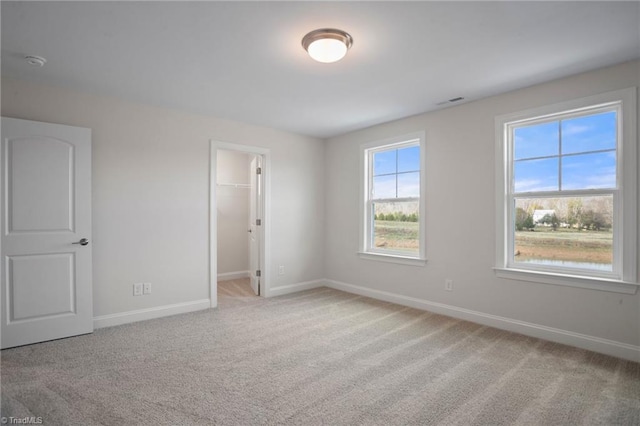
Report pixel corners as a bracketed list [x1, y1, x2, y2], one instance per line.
[372, 201, 419, 255]
[373, 150, 396, 176]
[513, 196, 613, 271]
[514, 121, 559, 160]
[514, 158, 559, 193]
[373, 174, 396, 199]
[562, 151, 616, 190]
[562, 111, 616, 155]
[397, 146, 420, 173]
[397, 172, 419, 198]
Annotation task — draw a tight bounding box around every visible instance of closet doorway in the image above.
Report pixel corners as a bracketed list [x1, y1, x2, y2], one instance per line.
[210, 141, 270, 307]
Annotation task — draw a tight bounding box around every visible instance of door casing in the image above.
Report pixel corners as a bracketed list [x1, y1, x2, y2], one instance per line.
[210, 141, 270, 306]
[248, 154, 262, 296]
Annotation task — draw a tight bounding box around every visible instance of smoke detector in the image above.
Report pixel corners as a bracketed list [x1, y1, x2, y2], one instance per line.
[25, 55, 47, 67]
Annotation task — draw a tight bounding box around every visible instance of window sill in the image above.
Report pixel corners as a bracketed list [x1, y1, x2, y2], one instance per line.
[493, 267, 639, 294]
[358, 252, 427, 266]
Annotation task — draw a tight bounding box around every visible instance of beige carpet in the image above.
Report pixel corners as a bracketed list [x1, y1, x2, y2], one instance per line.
[1, 278, 639, 425]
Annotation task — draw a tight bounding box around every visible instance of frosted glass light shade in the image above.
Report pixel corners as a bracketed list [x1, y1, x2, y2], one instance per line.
[307, 38, 348, 63]
[302, 29, 353, 64]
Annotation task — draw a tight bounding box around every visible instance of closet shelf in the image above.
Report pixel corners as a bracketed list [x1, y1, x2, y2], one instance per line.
[217, 182, 250, 188]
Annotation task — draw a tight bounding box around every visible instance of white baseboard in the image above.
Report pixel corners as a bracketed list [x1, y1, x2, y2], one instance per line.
[325, 279, 640, 362]
[268, 279, 324, 297]
[93, 299, 211, 329]
[217, 270, 249, 281]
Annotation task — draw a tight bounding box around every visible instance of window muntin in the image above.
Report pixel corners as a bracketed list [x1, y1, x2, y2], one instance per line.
[512, 107, 617, 194]
[372, 145, 420, 200]
[504, 101, 625, 279]
[364, 139, 423, 259]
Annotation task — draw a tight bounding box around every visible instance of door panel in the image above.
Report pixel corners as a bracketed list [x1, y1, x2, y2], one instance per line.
[8, 253, 76, 321]
[8, 137, 74, 232]
[1, 117, 92, 349]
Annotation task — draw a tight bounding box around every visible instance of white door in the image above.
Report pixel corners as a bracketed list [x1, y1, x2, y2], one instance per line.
[248, 155, 262, 296]
[1, 117, 93, 349]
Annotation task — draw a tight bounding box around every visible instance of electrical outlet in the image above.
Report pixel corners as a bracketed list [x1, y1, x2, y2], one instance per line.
[143, 282, 152, 295]
[445, 279, 453, 292]
[278, 265, 285, 275]
[133, 283, 143, 296]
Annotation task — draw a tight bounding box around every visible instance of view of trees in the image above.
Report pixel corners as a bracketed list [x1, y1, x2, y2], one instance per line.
[515, 197, 612, 232]
[515, 208, 534, 231]
[375, 212, 418, 222]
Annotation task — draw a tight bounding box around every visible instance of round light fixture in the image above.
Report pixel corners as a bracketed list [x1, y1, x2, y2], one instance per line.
[302, 28, 353, 63]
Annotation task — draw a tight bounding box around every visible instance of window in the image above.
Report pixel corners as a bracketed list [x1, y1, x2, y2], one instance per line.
[495, 88, 637, 293]
[360, 133, 426, 264]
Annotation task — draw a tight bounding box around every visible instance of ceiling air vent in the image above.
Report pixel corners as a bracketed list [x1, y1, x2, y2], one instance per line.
[436, 96, 465, 106]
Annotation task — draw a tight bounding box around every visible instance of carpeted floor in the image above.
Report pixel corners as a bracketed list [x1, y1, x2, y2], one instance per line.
[1, 279, 639, 425]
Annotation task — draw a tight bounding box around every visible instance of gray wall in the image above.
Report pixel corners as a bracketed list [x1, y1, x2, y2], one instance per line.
[1, 76, 325, 316]
[324, 60, 640, 347]
[216, 149, 250, 276]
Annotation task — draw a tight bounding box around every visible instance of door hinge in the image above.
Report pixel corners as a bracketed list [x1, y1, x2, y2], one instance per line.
[256, 219, 262, 226]
[256, 270, 261, 277]
[256, 167, 262, 175]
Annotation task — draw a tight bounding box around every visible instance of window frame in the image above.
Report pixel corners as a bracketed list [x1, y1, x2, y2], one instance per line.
[495, 88, 638, 294]
[359, 132, 426, 265]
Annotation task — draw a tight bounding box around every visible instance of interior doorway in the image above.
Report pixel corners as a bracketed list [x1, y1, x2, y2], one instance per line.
[210, 141, 269, 308]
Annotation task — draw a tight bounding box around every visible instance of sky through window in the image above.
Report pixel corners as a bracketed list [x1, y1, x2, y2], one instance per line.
[513, 110, 616, 193]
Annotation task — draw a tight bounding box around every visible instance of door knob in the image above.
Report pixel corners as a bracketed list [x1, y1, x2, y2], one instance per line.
[72, 238, 89, 246]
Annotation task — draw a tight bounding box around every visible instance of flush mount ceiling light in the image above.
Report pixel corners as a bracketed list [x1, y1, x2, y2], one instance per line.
[302, 28, 353, 63]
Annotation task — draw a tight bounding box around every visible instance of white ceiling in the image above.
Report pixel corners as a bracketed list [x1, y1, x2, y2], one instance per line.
[2, 1, 639, 139]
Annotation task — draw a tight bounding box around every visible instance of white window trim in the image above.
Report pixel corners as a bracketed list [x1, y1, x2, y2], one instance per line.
[495, 87, 638, 294]
[359, 132, 427, 265]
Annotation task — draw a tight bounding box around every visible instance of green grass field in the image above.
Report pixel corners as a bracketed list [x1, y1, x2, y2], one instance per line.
[373, 221, 419, 253]
[374, 221, 612, 266]
[515, 228, 612, 265]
